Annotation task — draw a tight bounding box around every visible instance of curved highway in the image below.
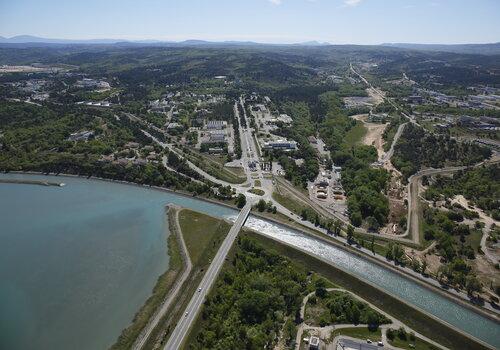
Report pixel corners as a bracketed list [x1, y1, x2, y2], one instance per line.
[163, 203, 252, 350]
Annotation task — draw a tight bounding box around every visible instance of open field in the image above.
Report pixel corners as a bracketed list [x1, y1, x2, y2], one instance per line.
[183, 151, 247, 184]
[178, 209, 231, 264]
[343, 121, 367, 147]
[388, 332, 441, 350]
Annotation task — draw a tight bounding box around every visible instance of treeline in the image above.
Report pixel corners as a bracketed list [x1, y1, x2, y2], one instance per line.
[237, 100, 247, 128]
[392, 123, 491, 179]
[232, 104, 243, 158]
[414, 105, 500, 119]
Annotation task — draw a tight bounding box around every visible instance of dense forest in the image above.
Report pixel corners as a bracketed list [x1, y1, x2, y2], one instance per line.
[392, 123, 491, 179]
[188, 236, 308, 349]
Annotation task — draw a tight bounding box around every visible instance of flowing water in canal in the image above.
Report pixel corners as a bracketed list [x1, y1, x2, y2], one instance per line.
[0, 174, 498, 349]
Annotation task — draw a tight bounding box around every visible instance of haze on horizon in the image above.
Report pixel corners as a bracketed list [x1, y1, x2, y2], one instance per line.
[1, 0, 499, 45]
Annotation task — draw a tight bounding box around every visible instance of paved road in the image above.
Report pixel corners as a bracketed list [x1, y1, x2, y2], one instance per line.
[233, 101, 253, 184]
[404, 166, 469, 244]
[163, 203, 252, 350]
[143, 130, 247, 188]
[133, 206, 192, 350]
[380, 122, 407, 163]
[239, 97, 265, 184]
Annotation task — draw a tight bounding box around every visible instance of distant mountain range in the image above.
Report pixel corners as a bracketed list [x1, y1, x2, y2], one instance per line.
[0, 35, 143, 44]
[382, 42, 500, 55]
[1, 36, 499, 54]
[0, 35, 331, 47]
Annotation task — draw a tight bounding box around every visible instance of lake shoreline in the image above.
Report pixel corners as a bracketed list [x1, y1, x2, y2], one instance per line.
[2, 171, 499, 347]
[4, 171, 500, 322]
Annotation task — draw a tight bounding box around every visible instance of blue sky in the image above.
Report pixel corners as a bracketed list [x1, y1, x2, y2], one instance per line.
[0, 0, 499, 44]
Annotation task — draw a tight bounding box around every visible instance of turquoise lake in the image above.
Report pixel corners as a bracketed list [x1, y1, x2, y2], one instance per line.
[0, 174, 233, 350]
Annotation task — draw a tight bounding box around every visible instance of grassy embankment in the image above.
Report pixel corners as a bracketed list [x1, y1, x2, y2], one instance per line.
[110, 208, 184, 350]
[248, 188, 265, 196]
[382, 117, 404, 151]
[183, 150, 247, 184]
[141, 209, 231, 349]
[205, 153, 247, 178]
[329, 327, 381, 342]
[388, 334, 440, 350]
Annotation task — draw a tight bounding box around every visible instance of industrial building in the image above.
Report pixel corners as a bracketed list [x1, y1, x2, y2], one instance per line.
[263, 140, 297, 151]
[206, 120, 227, 130]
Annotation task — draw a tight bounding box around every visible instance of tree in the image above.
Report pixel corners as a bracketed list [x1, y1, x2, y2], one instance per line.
[366, 216, 379, 232]
[334, 219, 342, 236]
[366, 310, 380, 330]
[392, 244, 405, 264]
[256, 199, 266, 212]
[326, 220, 333, 234]
[386, 243, 394, 261]
[346, 225, 355, 243]
[315, 279, 327, 298]
[351, 304, 361, 325]
[236, 194, 246, 208]
[350, 211, 363, 227]
[314, 213, 320, 226]
[421, 260, 428, 275]
[466, 276, 482, 296]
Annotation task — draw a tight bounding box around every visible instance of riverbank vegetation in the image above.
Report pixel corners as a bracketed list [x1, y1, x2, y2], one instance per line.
[186, 234, 309, 349]
[387, 327, 440, 350]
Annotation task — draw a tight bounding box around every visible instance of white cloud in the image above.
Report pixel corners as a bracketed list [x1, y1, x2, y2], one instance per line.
[344, 0, 362, 6]
[268, 0, 282, 5]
